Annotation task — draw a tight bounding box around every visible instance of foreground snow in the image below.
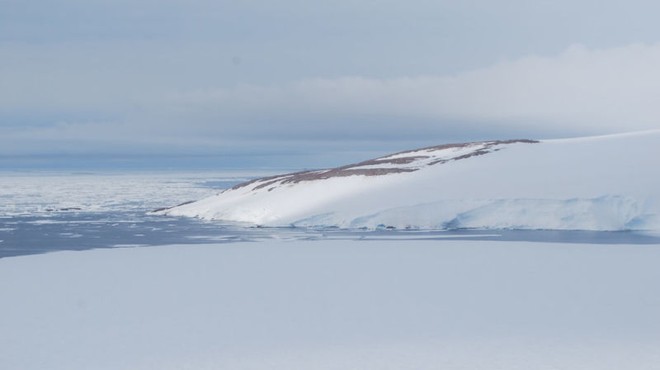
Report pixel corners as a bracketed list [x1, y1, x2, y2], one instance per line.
[2, 239, 660, 370]
[160, 131, 660, 231]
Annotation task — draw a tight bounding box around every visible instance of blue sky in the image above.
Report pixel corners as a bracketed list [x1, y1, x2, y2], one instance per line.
[2, 0, 660, 169]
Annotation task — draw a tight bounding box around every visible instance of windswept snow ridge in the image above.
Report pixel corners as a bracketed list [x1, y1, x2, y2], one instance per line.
[159, 131, 660, 231]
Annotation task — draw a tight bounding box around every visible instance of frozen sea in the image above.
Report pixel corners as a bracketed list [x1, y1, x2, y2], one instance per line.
[3, 170, 660, 370]
[2, 170, 660, 258]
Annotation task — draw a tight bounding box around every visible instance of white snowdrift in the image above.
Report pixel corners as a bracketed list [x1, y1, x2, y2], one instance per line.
[160, 131, 660, 231]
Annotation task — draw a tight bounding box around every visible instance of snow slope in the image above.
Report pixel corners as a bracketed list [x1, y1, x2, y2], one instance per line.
[160, 131, 660, 231]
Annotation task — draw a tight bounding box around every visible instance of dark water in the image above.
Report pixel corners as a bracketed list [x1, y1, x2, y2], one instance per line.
[0, 212, 255, 258]
[2, 211, 660, 258]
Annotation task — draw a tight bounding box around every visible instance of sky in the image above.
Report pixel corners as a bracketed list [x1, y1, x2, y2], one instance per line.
[2, 0, 660, 169]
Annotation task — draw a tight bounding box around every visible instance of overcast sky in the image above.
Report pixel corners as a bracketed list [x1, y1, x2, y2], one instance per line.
[2, 0, 660, 169]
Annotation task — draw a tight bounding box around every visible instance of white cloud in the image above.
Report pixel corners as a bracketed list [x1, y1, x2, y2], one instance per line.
[2, 43, 660, 157]
[160, 43, 660, 135]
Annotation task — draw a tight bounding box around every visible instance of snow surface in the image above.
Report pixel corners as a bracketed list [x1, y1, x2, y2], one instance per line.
[2, 239, 660, 370]
[161, 131, 660, 231]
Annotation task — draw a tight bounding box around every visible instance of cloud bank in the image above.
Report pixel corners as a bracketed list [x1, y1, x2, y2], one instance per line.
[2, 43, 660, 160]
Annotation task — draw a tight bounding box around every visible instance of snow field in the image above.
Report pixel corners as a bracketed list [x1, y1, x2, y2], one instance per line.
[2, 239, 660, 370]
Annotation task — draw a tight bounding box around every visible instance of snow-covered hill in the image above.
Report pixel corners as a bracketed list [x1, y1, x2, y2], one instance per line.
[158, 131, 660, 231]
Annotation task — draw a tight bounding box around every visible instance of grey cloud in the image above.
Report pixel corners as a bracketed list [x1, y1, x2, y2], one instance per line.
[155, 43, 660, 136]
[4, 0, 660, 166]
[4, 43, 660, 159]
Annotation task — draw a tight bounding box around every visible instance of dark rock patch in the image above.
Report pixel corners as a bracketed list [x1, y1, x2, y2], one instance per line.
[234, 139, 539, 191]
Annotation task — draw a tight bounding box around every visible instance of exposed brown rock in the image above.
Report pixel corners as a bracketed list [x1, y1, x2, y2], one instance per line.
[233, 139, 539, 191]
